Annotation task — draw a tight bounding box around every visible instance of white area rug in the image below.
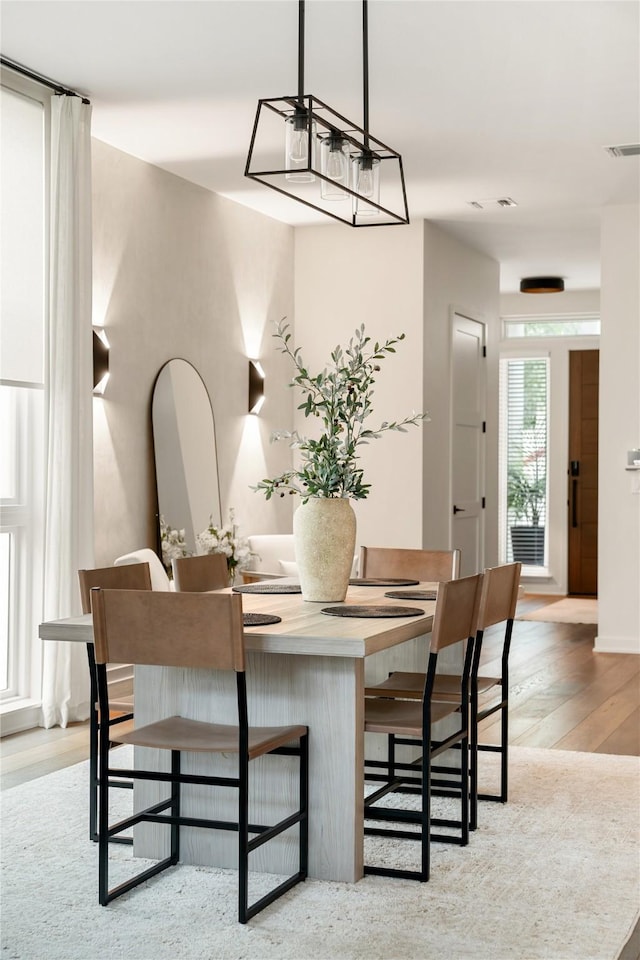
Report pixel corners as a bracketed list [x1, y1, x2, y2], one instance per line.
[519, 598, 598, 624]
[1, 747, 638, 960]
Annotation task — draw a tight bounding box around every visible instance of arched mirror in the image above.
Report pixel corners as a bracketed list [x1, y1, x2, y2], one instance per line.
[152, 359, 221, 554]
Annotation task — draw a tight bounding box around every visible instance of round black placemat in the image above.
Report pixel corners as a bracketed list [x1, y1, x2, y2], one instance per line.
[321, 604, 425, 619]
[243, 613, 282, 626]
[233, 582, 302, 594]
[348, 578, 420, 587]
[384, 589, 438, 601]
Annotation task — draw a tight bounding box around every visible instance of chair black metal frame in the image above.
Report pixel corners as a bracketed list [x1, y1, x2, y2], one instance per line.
[365, 563, 521, 832]
[363, 574, 482, 882]
[79, 562, 152, 844]
[92, 587, 309, 923]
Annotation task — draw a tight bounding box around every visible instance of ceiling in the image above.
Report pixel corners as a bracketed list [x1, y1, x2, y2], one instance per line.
[2, 0, 638, 292]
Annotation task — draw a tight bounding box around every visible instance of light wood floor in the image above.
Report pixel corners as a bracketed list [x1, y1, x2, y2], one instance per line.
[1, 593, 639, 793]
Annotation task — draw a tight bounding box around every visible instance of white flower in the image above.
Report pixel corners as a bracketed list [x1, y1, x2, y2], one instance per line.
[159, 515, 191, 577]
[196, 508, 256, 583]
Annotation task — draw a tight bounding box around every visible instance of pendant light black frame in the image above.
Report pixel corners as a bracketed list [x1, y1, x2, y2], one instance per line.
[245, 0, 409, 227]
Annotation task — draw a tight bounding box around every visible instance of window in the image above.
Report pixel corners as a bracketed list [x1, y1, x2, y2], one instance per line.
[503, 314, 600, 339]
[0, 76, 48, 715]
[499, 357, 549, 569]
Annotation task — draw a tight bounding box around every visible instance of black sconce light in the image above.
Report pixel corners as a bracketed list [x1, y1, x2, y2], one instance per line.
[520, 277, 565, 294]
[248, 360, 265, 414]
[93, 328, 110, 394]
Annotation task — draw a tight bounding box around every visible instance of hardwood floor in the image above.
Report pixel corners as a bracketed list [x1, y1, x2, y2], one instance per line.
[480, 594, 640, 756]
[1, 593, 639, 794]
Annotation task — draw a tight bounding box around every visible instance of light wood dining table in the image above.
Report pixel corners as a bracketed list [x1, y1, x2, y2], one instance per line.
[39, 580, 435, 882]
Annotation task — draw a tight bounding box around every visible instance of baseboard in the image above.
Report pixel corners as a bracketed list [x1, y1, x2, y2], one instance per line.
[594, 635, 640, 655]
[0, 701, 42, 737]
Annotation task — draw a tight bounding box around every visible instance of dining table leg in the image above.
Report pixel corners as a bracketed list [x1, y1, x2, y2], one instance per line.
[132, 653, 365, 882]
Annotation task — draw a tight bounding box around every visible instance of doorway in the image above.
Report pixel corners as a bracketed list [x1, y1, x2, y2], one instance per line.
[568, 350, 599, 596]
[451, 313, 486, 576]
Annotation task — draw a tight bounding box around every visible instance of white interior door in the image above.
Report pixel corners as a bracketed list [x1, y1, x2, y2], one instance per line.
[451, 313, 486, 575]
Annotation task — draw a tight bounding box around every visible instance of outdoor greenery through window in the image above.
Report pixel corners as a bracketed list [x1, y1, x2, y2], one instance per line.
[503, 314, 600, 338]
[499, 357, 549, 568]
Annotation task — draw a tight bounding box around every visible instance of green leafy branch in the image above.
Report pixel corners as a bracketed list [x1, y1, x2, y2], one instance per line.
[253, 319, 428, 502]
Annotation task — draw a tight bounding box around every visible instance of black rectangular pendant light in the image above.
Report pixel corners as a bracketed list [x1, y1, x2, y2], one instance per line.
[245, 1, 409, 227]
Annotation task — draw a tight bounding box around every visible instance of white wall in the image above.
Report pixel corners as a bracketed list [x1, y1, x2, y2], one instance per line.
[423, 222, 500, 564]
[294, 220, 500, 565]
[500, 290, 600, 317]
[294, 223, 425, 551]
[91, 140, 295, 566]
[596, 203, 640, 654]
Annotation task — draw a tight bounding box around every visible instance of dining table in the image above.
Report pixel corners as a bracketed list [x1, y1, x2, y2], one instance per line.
[39, 579, 436, 882]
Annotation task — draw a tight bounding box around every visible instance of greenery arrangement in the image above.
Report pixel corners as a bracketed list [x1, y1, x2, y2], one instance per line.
[507, 467, 546, 526]
[253, 319, 428, 502]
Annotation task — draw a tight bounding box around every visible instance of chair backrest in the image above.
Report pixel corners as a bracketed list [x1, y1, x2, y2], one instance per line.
[114, 548, 171, 591]
[172, 553, 229, 592]
[477, 562, 521, 631]
[78, 562, 153, 614]
[430, 574, 483, 653]
[359, 546, 461, 582]
[91, 589, 245, 672]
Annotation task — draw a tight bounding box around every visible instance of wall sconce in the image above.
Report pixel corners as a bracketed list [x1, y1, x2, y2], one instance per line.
[93, 328, 110, 394]
[248, 360, 265, 414]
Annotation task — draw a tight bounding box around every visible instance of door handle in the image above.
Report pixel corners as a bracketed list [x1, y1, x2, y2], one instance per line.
[572, 479, 578, 528]
[453, 505, 466, 514]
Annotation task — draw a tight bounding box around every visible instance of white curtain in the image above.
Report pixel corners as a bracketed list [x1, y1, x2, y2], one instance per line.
[41, 94, 94, 728]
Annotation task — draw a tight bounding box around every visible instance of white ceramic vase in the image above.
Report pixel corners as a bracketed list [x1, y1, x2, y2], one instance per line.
[293, 497, 356, 602]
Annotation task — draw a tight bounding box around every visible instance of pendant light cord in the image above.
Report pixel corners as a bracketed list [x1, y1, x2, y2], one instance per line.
[362, 0, 370, 150]
[297, 0, 305, 106]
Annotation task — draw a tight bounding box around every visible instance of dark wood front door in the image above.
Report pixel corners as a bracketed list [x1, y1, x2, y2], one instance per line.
[568, 350, 599, 596]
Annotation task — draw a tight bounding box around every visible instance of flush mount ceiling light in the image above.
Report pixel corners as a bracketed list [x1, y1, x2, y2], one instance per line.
[245, 0, 409, 227]
[520, 277, 565, 294]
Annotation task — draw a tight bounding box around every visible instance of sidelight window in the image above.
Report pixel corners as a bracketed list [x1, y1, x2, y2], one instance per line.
[499, 356, 549, 569]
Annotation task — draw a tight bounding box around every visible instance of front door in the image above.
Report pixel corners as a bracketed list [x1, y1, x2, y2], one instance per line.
[568, 350, 599, 595]
[451, 314, 486, 576]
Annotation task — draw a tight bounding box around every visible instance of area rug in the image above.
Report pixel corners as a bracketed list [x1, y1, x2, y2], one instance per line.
[519, 597, 598, 623]
[1, 747, 638, 960]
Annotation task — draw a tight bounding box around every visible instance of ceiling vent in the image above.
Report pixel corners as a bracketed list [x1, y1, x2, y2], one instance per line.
[467, 197, 518, 209]
[604, 144, 640, 158]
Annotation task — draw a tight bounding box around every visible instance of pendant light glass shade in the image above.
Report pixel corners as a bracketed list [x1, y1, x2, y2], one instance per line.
[352, 152, 380, 214]
[320, 132, 350, 200]
[246, 96, 408, 226]
[285, 108, 316, 182]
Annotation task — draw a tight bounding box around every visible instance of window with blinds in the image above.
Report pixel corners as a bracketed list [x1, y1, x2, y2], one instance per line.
[499, 357, 549, 568]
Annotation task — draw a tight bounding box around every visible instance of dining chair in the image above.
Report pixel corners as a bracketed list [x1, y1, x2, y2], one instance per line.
[171, 553, 229, 592]
[114, 548, 172, 591]
[364, 562, 521, 830]
[359, 545, 460, 783]
[78, 562, 152, 843]
[359, 546, 461, 581]
[91, 587, 309, 923]
[363, 573, 483, 882]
